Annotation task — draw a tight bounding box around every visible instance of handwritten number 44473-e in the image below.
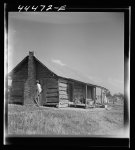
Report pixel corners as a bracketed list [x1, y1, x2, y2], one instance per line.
[18, 5, 66, 12]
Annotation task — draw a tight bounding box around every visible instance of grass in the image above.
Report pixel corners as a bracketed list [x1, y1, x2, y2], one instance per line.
[7, 101, 124, 136]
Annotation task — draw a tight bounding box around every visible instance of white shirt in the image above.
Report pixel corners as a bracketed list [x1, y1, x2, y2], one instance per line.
[37, 83, 42, 93]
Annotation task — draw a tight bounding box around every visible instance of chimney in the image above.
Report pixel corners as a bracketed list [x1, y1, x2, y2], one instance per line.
[24, 51, 36, 105]
[28, 51, 35, 78]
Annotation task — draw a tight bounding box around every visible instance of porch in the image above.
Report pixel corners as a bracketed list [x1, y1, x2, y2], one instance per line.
[68, 80, 96, 108]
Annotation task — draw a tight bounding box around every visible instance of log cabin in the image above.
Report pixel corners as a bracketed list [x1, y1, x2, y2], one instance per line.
[8, 51, 108, 108]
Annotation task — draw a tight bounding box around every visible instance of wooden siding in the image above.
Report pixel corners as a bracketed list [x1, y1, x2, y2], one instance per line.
[59, 82, 68, 88]
[59, 86, 67, 91]
[46, 98, 58, 103]
[41, 78, 59, 105]
[10, 80, 25, 104]
[59, 94, 68, 99]
[47, 89, 58, 93]
[11, 61, 28, 80]
[46, 93, 58, 97]
[36, 60, 55, 79]
[58, 78, 69, 107]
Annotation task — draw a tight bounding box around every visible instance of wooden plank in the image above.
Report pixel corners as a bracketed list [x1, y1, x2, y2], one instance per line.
[44, 103, 58, 106]
[47, 78, 58, 82]
[59, 83, 68, 88]
[11, 91, 24, 96]
[47, 96, 58, 99]
[59, 86, 67, 91]
[46, 93, 58, 97]
[59, 99, 68, 102]
[47, 85, 58, 89]
[47, 78, 57, 83]
[12, 84, 24, 89]
[46, 78, 58, 89]
[47, 89, 58, 93]
[47, 83, 58, 88]
[11, 95, 23, 99]
[46, 98, 59, 103]
[59, 94, 68, 99]
[10, 97, 23, 103]
[59, 91, 68, 95]
[59, 78, 68, 84]
[59, 100, 69, 103]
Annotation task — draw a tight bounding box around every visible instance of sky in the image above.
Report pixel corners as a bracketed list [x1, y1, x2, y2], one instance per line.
[7, 12, 124, 95]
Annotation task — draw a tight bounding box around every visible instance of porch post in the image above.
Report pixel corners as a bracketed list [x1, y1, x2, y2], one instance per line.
[85, 84, 87, 108]
[94, 87, 96, 104]
[73, 82, 74, 102]
[101, 88, 102, 104]
[57, 79, 60, 108]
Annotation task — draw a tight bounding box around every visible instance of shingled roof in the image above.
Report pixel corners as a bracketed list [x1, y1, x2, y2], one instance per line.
[8, 54, 108, 90]
[34, 56, 107, 90]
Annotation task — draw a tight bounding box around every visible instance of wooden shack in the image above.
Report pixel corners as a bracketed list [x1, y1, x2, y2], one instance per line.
[8, 51, 108, 108]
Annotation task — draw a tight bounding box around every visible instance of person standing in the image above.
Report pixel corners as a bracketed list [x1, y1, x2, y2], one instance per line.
[35, 80, 42, 106]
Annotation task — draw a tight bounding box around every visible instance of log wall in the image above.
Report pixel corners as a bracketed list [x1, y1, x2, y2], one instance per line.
[10, 60, 28, 104]
[11, 59, 28, 80]
[41, 78, 59, 105]
[58, 78, 69, 107]
[10, 80, 25, 104]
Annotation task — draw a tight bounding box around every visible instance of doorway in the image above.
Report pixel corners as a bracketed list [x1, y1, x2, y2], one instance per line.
[68, 82, 73, 102]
